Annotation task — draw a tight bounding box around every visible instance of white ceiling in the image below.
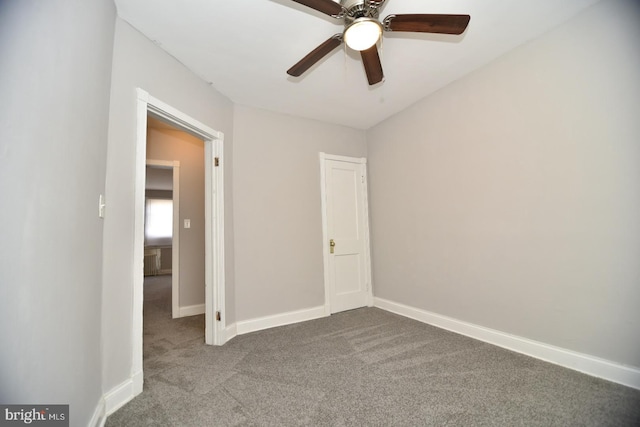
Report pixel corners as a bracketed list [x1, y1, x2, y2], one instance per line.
[114, 0, 600, 129]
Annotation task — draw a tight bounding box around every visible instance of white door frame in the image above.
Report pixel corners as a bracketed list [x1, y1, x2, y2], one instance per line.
[133, 88, 226, 392]
[145, 160, 181, 319]
[319, 152, 374, 315]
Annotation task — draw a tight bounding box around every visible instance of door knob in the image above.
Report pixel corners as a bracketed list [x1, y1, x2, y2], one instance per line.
[329, 239, 336, 254]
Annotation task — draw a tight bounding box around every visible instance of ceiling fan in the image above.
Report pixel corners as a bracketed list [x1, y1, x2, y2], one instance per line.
[285, 0, 470, 85]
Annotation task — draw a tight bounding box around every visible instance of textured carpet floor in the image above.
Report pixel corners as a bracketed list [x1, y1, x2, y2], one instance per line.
[106, 276, 640, 426]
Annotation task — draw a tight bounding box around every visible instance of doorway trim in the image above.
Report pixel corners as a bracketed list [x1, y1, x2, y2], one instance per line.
[319, 152, 374, 316]
[133, 88, 226, 392]
[145, 160, 181, 319]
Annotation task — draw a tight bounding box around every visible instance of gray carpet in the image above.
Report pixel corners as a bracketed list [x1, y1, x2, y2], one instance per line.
[106, 276, 640, 426]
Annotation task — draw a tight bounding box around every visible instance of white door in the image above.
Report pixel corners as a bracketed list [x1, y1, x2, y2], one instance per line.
[320, 153, 373, 314]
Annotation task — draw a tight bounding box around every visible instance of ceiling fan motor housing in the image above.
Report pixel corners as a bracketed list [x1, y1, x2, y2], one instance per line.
[341, 0, 381, 24]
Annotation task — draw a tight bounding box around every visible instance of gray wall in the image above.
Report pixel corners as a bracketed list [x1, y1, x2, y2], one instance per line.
[367, 0, 640, 368]
[3, 2, 636, 418]
[232, 105, 367, 321]
[147, 127, 206, 307]
[146, 190, 173, 198]
[102, 18, 235, 393]
[146, 166, 173, 191]
[0, 0, 116, 425]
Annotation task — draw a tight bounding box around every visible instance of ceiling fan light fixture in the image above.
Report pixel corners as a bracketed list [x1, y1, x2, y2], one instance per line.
[343, 17, 382, 51]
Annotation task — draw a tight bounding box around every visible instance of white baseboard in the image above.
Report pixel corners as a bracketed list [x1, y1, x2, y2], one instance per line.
[132, 370, 143, 395]
[222, 323, 237, 344]
[103, 377, 136, 416]
[236, 305, 327, 335]
[89, 397, 105, 427]
[179, 303, 205, 317]
[374, 297, 640, 390]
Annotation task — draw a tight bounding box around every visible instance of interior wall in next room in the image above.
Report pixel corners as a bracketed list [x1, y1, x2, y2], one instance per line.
[147, 125, 205, 309]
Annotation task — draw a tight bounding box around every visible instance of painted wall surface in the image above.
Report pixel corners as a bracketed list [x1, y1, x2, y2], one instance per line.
[145, 190, 173, 199]
[367, 0, 640, 368]
[102, 19, 235, 393]
[146, 166, 173, 191]
[232, 105, 367, 321]
[0, 0, 116, 424]
[147, 128, 206, 307]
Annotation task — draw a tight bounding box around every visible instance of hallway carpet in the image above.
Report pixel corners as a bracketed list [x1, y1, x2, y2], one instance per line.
[106, 276, 640, 426]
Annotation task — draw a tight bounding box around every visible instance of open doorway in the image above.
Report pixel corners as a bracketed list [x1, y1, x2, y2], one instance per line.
[144, 160, 180, 318]
[130, 89, 226, 396]
[146, 114, 209, 321]
[144, 150, 205, 365]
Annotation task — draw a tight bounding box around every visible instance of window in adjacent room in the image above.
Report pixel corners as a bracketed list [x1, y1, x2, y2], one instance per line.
[145, 198, 173, 242]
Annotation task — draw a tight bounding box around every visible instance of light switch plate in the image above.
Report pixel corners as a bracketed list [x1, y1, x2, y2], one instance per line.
[184, 219, 191, 228]
[98, 194, 106, 218]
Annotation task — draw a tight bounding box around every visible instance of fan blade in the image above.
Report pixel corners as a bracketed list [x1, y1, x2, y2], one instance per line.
[383, 14, 470, 35]
[290, 0, 345, 17]
[361, 44, 384, 85]
[287, 35, 343, 77]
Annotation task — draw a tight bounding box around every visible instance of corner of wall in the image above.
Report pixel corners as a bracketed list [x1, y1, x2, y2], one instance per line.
[374, 297, 640, 390]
